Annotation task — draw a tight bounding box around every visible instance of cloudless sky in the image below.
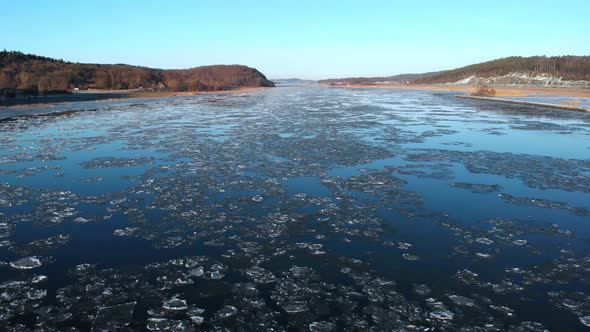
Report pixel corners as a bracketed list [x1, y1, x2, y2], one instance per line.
[1, 0, 589, 79]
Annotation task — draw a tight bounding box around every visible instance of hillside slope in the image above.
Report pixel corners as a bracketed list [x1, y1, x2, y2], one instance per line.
[0, 50, 274, 93]
[414, 56, 590, 84]
[319, 56, 590, 87]
[318, 72, 442, 85]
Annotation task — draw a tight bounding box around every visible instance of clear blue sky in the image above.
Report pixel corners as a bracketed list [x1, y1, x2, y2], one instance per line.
[1, 0, 589, 79]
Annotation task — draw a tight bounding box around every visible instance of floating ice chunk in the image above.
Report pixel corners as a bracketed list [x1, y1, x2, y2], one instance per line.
[211, 263, 226, 271]
[26, 289, 47, 300]
[175, 321, 194, 331]
[309, 243, 323, 250]
[245, 266, 276, 284]
[188, 307, 205, 316]
[184, 258, 205, 268]
[281, 301, 309, 313]
[31, 275, 47, 283]
[217, 305, 238, 318]
[397, 242, 412, 250]
[79, 176, 104, 183]
[580, 316, 590, 327]
[146, 318, 184, 331]
[513, 239, 527, 246]
[290, 266, 314, 278]
[451, 182, 502, 193]
[190, 315, 204, 325]
[490, 305, 514, 316]
[74, 217, 90, 224]
[113, 227, 139, 237]
[448, 294, 475, 307]
[210, 271, 224, 280]
[309, 321, 336, 332]
[92, 302, 136, 332]
[189, 267, 204, 277]
[429, 305, 454, 320]
[363, 305, 398, 324]
[251, 195, 264, 202]
[174, 277, 193, 286]
[147, 307, 167, 318]
[413, 284, 431, 296]
[562, 299, 582, 309]
[402, 253, 420, 261]
[163, 298, 188, 311]
[476, 237, 494, 245]
[10, 256, 42, 269]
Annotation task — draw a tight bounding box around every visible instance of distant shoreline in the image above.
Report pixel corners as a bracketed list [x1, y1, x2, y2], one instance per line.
[0, 87, 269, 109]
[321, 84, 590, 98]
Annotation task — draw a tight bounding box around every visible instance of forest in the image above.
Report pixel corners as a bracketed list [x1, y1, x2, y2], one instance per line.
[0, 50, 274, 96]
[319, 56, 590, 86]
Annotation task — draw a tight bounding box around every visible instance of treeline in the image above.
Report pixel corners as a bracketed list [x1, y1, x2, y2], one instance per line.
[415, 56, 590, 84]
[164, 65, 276, 91]
[0, 50, 274, 96]
[318, 72, 440, 85]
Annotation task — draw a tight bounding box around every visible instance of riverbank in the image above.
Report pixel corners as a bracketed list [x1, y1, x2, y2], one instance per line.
[323, 84, 590, 98]
[0, 87, 268, 109]
[457, 95, 589, 112]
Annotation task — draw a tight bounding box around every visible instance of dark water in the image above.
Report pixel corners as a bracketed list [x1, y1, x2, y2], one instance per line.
[1, 86, 590, 331]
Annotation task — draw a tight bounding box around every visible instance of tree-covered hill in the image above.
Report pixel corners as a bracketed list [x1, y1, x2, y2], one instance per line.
[414, 56, 590, 84]
[0, 50, 274, 93]
[319, 56, 590, 86]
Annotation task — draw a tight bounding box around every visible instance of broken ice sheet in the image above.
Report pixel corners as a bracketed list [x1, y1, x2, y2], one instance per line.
[216, 305, 238, 319]
[413, 284, 431, 296]
[475, 237, 494, 245]
[12, 234, 70, 256]
[402, 253, 420, 261]
[429, 305, 454, 320]
[451, 182, 503, 193]
[113, 227, 139, 237]
[9, 256, 42, 269]
[162, 297, 187, 312]
[448, 294, 475, 307]
[280, 301, 309, 314]
[1, 86, 589, 331]
[146, 318, 190, 331]
[92, 302, 136, 331]
[80, 156, 156, 169]
[309, 321, 336, 331]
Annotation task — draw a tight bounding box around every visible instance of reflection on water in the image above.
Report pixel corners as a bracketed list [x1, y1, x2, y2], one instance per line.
[1, 86, 590, 331]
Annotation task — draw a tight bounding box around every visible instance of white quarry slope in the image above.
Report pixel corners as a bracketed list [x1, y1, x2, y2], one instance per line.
[450, 72, 590, 87]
